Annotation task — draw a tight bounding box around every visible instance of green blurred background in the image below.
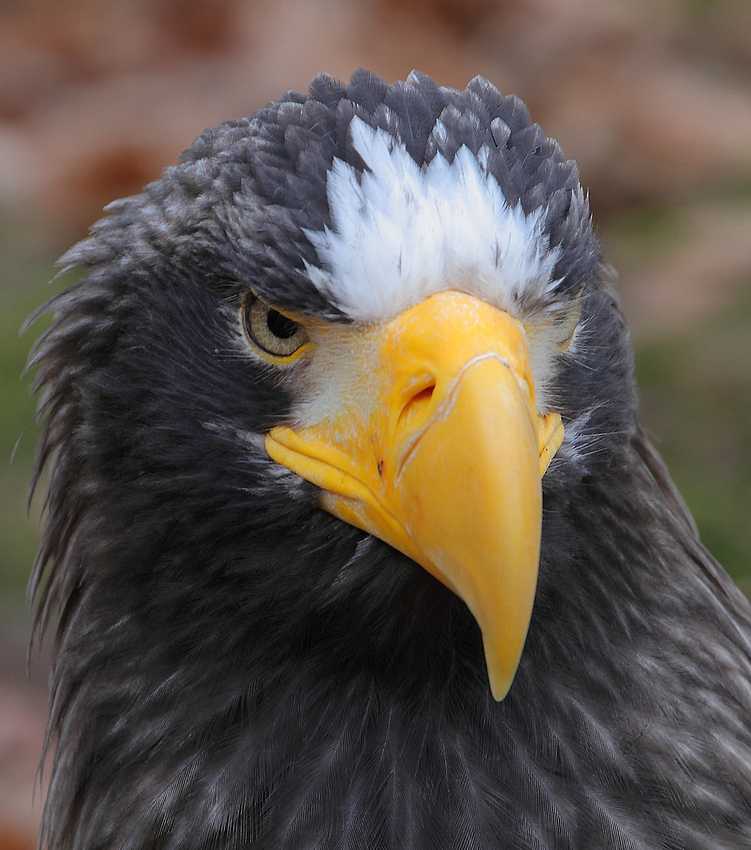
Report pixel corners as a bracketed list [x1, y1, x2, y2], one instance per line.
[1, 0, 750, 843]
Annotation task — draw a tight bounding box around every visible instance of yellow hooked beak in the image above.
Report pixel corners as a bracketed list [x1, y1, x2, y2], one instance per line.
[266, 290, 563, 700]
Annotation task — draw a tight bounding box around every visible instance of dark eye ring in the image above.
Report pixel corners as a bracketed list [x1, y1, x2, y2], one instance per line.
[242, 294, 309, 359]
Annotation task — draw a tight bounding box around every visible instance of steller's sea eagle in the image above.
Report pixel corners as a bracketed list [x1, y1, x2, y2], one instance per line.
[28, 69, 751, 849]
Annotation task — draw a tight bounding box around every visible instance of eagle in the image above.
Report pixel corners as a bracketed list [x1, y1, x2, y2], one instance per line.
[28, 69, 751, 849]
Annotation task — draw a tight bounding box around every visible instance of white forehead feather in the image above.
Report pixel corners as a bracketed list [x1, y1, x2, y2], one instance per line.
[304, 117, 561, 322]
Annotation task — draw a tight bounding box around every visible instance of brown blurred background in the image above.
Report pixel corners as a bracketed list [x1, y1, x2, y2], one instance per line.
[1, 0, 751, 845]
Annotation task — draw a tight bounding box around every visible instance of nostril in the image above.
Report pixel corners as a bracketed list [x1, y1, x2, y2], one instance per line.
[411, 385, 435, 407]
[397, 382, 436, 434]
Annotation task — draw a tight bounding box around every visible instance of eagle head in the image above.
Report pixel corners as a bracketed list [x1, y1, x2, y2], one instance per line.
[35, 70, 741, 850]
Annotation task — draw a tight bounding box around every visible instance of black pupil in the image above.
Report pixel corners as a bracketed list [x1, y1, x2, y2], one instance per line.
[266, 309, 298, 339]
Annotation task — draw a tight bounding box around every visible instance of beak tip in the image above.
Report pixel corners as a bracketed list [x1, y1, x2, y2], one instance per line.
[486, 657, 518, 702]
[488, 675, 512, 702]
[483, 633, 526, 702]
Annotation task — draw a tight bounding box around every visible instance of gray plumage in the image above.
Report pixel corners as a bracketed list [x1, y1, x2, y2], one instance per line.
[27, 68, 751, 849]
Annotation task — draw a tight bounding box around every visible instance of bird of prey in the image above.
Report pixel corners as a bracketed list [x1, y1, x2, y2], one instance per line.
[28, 69, 751, 850]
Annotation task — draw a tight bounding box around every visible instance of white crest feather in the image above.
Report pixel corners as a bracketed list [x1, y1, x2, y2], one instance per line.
[304, 117, 561, 322]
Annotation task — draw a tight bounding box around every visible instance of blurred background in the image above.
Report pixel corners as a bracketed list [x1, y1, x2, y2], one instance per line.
[1, 0, 750, 845]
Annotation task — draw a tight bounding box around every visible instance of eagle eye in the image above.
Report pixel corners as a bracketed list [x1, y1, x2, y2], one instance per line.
[242, 294, 309, 359]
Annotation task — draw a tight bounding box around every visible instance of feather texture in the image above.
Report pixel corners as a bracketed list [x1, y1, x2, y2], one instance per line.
[28, 70, 751, 849]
